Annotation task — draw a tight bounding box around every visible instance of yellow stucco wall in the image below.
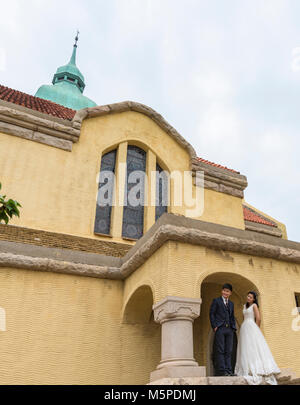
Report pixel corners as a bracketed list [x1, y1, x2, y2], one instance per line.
[0, 240, 299, 384]
[0, 110, 244, 246]
[0, 267, 123, 384]
[0, 264, 162, 385]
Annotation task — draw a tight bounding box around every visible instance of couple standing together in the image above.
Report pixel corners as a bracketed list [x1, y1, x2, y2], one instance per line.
[209, 283, 281, 385]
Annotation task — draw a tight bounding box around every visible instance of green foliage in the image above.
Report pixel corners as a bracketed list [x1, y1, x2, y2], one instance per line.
[0, 183, 22, 224]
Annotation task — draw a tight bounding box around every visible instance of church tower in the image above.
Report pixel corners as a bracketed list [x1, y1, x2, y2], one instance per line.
[35, 32, 97, 110]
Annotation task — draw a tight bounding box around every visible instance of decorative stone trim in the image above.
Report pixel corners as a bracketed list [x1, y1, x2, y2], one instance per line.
[245, 220, 282, 238]
[153, 297, 202, 324]
[1, 214, 299, 279]
[72, 101, 198, 166]
[0, 251, 120, 279]
[192, 159, 248, 198]
[0, 100, 80, 151]
[153, 296, 202, 323]
[118, 223, 300, 280]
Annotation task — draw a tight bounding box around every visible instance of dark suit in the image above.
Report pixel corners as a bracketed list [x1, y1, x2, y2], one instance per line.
[209, 296, 237, 375]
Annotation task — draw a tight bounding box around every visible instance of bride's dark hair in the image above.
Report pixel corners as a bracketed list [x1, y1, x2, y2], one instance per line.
[246, 291, 259, 308]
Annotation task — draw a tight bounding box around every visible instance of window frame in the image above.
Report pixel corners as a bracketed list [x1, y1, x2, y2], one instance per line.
[94, 148, 117, 237]
[94, 143, 170, 241]
[122, 145, 147, 241]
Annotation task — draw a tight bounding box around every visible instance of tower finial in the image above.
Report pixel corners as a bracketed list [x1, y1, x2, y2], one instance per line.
[69, 31, 79, 65]
[74, 30, 80, 48]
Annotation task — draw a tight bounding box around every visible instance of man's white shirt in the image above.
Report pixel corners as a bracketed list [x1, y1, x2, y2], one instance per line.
[222, 297, 229, 306]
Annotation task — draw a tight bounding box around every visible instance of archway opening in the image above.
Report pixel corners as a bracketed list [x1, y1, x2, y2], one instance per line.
[121, 285, 161, 384]
[194, 272, 259, 376]
[123, 285, 154, 324]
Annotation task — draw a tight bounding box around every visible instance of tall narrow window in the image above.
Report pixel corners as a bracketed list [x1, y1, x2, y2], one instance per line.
[94, 149, 116, 235]
[155, 163, 169, 221]
[122, 146, 146, 239]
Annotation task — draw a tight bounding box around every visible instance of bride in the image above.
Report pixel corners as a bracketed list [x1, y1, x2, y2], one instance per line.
[235, 291, 281, 385]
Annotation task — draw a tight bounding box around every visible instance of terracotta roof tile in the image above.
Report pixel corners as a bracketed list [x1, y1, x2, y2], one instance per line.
[196, 157, 239, 174]
[243, 206, 277, 227]
[0, 84, 76, 120]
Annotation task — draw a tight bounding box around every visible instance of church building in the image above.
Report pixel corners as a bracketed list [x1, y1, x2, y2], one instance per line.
[0, 36, 299, 385]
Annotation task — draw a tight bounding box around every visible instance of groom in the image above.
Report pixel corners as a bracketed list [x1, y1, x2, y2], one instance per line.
[209, 283, 237, 376]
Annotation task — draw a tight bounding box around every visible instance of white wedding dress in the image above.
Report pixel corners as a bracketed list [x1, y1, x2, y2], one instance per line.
[235, 304, 281, 385]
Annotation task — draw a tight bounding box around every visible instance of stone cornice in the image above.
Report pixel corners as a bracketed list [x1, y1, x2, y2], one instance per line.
[1, 214, 299, 279]
[0, 251, 120, 279]
[72, 101, 198, 167]
[192, 159, 248, 198]
[245, 220, 282, 238]
[0, 99, 80, 151]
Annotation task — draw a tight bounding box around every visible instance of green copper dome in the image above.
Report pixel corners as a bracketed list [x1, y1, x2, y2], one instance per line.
[35, 33, 97, 110]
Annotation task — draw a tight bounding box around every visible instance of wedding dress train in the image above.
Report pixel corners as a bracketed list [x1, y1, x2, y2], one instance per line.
[235, 304, 281, 385]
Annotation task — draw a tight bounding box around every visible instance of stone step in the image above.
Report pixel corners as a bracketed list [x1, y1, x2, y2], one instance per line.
[148, 376, 247, 385]
[276, 368, 300, 385]
[148, 369, 300, 385]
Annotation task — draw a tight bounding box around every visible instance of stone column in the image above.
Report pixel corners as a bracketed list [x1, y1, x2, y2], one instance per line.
[150, 296, 206, 382]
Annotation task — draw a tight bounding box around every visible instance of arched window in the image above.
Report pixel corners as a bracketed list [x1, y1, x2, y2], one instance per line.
[94, 149, 117, 235]
[122, 146, 146, 239]
[155, 163, 169, 221]
[94, 145, 169, 240]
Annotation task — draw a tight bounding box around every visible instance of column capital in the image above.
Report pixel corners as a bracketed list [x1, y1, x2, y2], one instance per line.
[153, 296, 202, 324]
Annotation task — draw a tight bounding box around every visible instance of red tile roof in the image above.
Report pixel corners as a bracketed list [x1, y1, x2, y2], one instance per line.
[196, 157, 239, 174]
[243, 206, 277, 227]
[0, 84, 76, 120]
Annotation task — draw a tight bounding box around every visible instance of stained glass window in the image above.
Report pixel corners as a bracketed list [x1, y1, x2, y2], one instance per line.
[94, 149, 117, 235]
[155, 163, 169, 221]
[122, 146, 146, 239]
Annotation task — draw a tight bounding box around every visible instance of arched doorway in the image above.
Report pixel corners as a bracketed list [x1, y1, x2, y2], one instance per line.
[121, 285, 161, 384]
[194, 272, 260, 376]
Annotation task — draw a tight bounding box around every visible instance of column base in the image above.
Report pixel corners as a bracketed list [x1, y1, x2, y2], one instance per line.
[150, 366, 206, 382]
[157, 358, 199, 369]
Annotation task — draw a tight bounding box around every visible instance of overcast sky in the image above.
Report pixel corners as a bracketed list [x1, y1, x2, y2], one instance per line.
[0, 0, 299, 242]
